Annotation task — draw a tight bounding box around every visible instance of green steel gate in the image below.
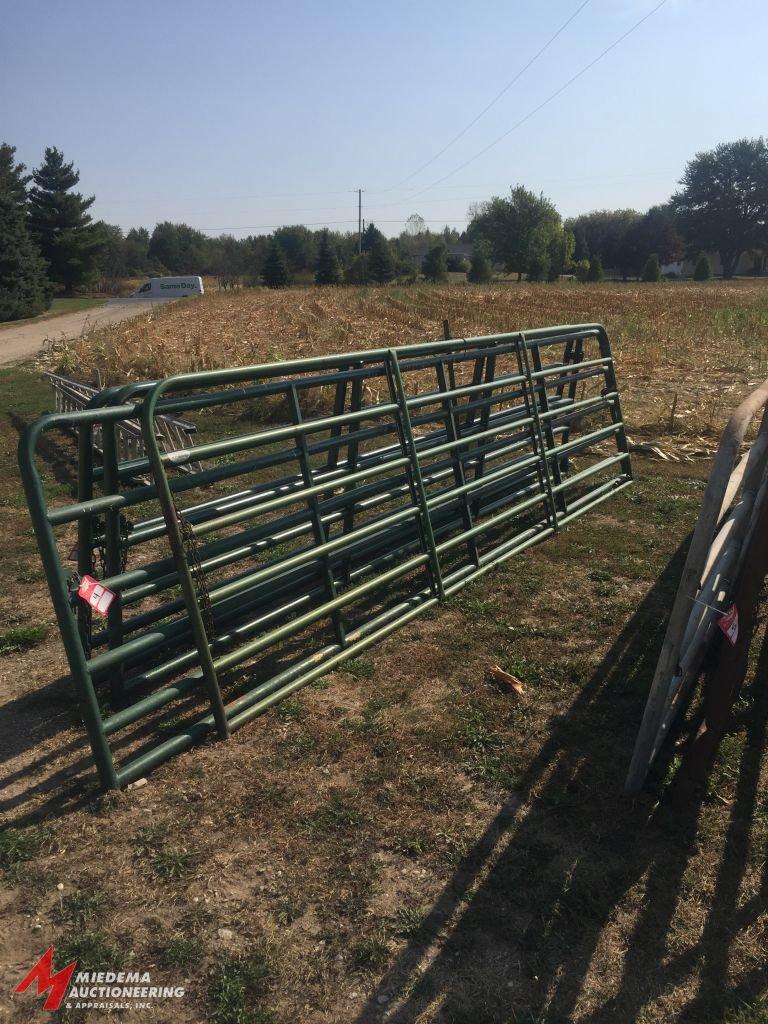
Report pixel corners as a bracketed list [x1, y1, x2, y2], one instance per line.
[18, 324, 631, 790]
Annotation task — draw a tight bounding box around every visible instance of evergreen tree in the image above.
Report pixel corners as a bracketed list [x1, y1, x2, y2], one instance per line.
[693, 253, 713, 281]
[262, 239, 290, 288]
[27, 147, 103, 295]
[641, 254, 661, 282]
[344, 253, 370, 284]
[0, 143, 52, 322]
[366, 225, 395, 283]
[314, 230, 341, 285]
[467, 241, 493, 283]
[361, 222, 379, 253]
[586, 254, 604, 282]
[422, 243, 448, 283]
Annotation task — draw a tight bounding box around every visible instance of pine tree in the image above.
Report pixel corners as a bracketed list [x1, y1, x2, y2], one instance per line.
[262, 239, 290, 288]
[365, 225, 395, 283]
[422, 243, 448, 283]
[0, 143, 52, 322]
[693, 253, 713, 281]
[28, 147, 103, 295]
[586, 254, 604, 282]
[361, 222, 378, 253]
[314, 230, 340, 285]
[641, 253, 661, 282]
[467, 241, 493, 283]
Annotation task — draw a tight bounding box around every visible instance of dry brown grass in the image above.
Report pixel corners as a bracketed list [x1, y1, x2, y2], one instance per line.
[52, 279, 768, 441]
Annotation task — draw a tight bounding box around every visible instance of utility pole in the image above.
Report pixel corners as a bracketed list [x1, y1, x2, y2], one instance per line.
[357, 189, 363, 254]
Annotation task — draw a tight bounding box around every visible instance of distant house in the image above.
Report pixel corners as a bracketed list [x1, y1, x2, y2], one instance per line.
[677, 250, 766, 277]
[412, 242, 473, 267]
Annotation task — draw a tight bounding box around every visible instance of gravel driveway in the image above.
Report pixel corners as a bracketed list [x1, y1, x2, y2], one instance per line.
[0, 298, 177, 365]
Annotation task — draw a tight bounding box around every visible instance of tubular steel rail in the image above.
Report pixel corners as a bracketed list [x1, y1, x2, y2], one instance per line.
[625, 379, 768, 795]
[20, 325, 632, 790]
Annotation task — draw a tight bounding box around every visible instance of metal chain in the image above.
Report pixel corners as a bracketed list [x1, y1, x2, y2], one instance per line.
[175, 503, 215, 641]
[119, 514, 131, 573]
[93, 513, 131, 576]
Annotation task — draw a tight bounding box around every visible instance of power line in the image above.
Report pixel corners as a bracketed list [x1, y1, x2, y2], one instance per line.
[406, 0, 669, 201]
[385, 0, 592, 191]
[198, 218, 469, 235]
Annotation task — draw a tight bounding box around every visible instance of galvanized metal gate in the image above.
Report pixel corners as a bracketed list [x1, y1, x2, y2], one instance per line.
[19, 324, 631, 790]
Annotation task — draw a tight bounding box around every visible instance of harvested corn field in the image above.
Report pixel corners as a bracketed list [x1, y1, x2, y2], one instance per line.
[52, 281, 768, 445]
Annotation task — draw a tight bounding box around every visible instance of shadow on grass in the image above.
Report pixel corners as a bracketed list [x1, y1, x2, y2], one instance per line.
[354, 539, 768, 1024]
[7, 410, 79, 495]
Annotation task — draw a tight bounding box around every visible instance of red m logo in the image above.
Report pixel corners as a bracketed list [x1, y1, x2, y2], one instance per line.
[15, 947, 77, 1011]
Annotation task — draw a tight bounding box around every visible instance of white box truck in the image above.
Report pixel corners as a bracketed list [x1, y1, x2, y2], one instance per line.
[130, 276, 204, 298]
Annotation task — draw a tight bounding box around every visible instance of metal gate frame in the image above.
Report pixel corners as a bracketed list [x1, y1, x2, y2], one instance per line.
[19, 324, 631, 790]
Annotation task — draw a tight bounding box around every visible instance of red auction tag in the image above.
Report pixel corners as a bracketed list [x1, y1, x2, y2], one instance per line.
[718, 604, 738, 647]
[77, 575, 117, 617]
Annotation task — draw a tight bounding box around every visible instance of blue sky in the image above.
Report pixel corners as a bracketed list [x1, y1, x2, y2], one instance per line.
[2, 0, 765, 237]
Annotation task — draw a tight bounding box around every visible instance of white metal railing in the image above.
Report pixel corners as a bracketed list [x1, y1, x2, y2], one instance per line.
[625, 380, 768, 794]
[44, 372, 201, 472]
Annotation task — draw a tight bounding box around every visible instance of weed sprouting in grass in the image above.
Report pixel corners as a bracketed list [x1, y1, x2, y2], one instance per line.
[132, 824, 196, 880]
[274, 897, 301, 925]
[0, 625, 47, 654]
[391, 905, 426, 937]
[350, 928, 391, 972]
[301, 792, 364, 837]
[56, 931, 122, 972]
[453, 703, 518, 788]
[276, 697, 305, 722]
[721, 995, 768, 1024]
[436, 830, 472, 865]
[149, 847, 197, 881]
[163, 935, 204, 971]
[450, 594, 503, 619]
[0, 825, 53, 883]
[55, 888, 107, 926]
[277, 732, 317, 759]
[208, 951, 273, 1024]
[14, 566, 44, 583]
[345, 656, 375, 680]
[132, 824, 167, 858]
[393, 832, 432, 858]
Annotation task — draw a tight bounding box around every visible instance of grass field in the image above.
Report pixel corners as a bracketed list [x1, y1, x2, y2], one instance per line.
[0, 297, 107, 332]
[2, 281, 768, 1022]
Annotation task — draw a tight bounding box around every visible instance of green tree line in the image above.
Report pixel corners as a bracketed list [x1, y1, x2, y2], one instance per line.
[2, 137, 767, 322]
[468, 138, 768, 282]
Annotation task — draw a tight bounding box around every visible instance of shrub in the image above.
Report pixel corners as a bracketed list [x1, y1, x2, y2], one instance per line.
[586, 255, 604, 282]
[422, 243, 448, 283]
[694, 253, 713, 281]
[572, 258, 590, 282]
[467, 241, 493, 283]
[641, 254, 661, 282]
[344, 252, 370, 285]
